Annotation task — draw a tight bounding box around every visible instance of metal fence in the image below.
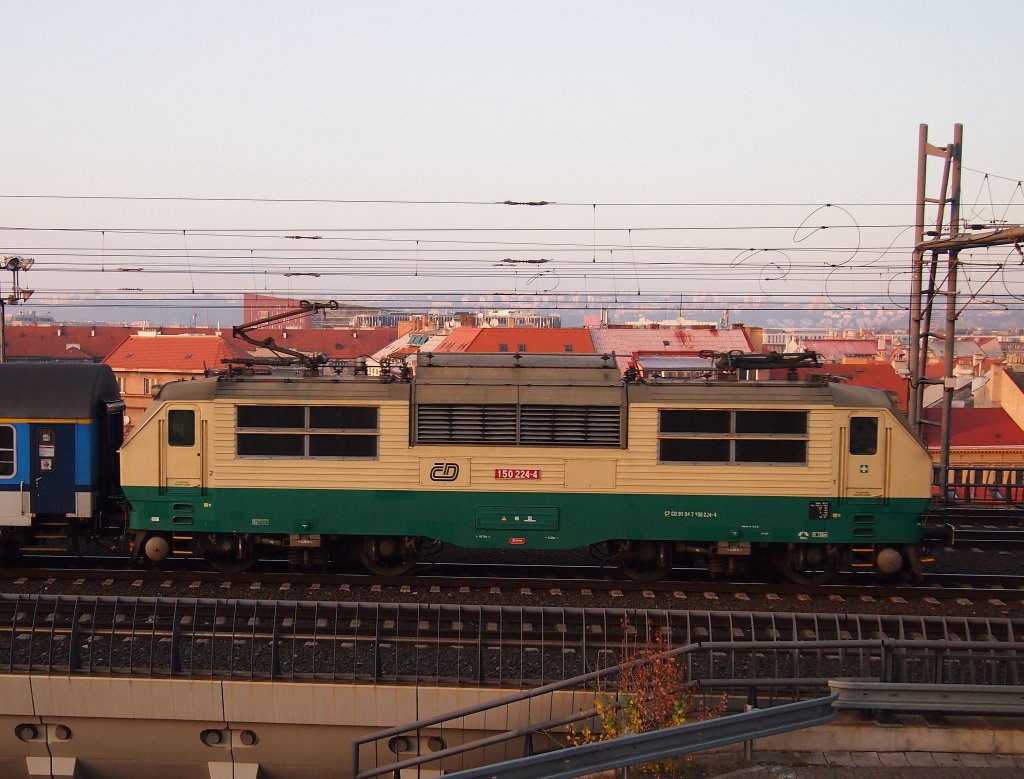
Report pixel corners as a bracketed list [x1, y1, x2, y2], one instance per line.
[936, 465, 1024, 505]
[3, 595, 1022, 688]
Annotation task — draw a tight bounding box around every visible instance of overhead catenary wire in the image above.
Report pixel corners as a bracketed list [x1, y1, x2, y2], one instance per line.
[1, 187, 1019, 325]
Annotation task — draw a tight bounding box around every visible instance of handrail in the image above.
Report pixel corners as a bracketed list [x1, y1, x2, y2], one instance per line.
[352, 635, 1023, 779]
[830, 679, 1024, 714]
[439, 694, 839, 779]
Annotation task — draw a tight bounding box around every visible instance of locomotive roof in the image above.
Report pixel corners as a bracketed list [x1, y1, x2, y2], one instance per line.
[0, 362, 121, 418]
[626, 379, 900, 408]
[154, 374, 410, 402]
[417, 352, 619, 370]
[153, 359, 906, 414]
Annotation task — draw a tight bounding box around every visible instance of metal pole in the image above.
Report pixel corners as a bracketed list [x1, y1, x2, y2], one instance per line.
[939, 250, 959, 488]
[908, 124, 928, 427]
[938, 124, 963, 494]
[0, 294, 5, 363]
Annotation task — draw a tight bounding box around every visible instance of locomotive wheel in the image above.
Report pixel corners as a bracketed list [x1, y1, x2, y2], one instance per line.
[359, 535, 417, 576]
[777, 543, 840, 585]
[203, 535, 257, 574]
[614, 540, 672, 581]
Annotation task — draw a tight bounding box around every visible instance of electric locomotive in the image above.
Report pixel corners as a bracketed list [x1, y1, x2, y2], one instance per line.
[0, 362, 124, 559]
[121, 352, 942, 582]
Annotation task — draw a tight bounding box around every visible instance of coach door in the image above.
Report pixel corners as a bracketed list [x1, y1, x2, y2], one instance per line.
[842, 414, 888, 502]
[30, 424, 76, 514]
[161, 406, 204, 495]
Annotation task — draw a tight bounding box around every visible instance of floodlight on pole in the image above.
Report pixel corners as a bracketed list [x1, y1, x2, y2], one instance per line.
[0, 255, 36, 363]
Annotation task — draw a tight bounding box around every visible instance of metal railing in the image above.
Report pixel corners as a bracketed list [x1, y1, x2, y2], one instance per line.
[829, 679, 1024, 714]
[440, 694, 840, 779]
[4, 595, 1022, 687]
[934, 465, 1024, 506]
[352, 635, 1024, 779]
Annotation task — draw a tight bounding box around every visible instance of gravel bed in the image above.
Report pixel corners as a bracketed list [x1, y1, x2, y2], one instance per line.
[1, 546, 1022, 620]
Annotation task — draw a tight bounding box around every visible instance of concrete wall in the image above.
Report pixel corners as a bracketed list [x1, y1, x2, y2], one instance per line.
[2, 675, 1021, 778]
[0, 675, 564, 779]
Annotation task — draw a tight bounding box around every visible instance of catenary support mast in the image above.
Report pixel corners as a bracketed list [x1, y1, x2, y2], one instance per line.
[908, 125, 1024, 495]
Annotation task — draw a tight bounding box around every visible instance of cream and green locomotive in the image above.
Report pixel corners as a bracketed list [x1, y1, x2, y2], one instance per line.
[122, 353, 939, 582]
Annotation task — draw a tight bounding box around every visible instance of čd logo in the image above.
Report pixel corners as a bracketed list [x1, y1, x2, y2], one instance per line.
[430, 462, 460, 481]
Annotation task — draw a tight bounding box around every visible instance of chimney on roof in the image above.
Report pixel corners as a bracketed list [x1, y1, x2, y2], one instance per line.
[90, 328, 95, 337]
[57, 327, 63, 336]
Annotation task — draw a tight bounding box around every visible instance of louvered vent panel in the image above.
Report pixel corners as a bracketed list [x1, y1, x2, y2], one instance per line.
[417, 405, 517, 444]
[520, 405, 620, 446]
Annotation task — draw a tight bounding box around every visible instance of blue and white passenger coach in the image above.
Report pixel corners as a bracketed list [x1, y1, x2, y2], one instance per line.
[0, 363, 124, 556]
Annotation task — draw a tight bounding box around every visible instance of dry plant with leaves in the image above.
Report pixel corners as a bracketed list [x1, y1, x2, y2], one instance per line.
[568, 618, 728, 776]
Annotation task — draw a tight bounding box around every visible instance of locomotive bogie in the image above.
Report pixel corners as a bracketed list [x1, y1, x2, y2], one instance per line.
[118, 354, 936, 581]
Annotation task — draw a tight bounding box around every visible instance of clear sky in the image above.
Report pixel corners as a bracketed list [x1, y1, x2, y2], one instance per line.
[1, 1, 1022, 324]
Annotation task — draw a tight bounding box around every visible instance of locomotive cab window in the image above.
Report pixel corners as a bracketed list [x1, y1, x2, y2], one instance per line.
[849, 416, 878, 455]
[168, 410, 196, 447]
[0, 425, 14, 477]
[236, 405, 378, 459]
[659, 409, 807, 465]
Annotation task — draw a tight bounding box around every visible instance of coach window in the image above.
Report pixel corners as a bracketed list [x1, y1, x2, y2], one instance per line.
[0, 425, 14, 477]
[849, 416, 878, 455]
[167, 410, 196, 447]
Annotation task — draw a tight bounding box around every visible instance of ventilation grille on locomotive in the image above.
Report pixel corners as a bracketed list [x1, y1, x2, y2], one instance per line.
[416, 404, 620, 446]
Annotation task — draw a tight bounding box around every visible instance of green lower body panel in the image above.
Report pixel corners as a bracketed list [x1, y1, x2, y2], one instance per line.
[125, 486, 929, 549]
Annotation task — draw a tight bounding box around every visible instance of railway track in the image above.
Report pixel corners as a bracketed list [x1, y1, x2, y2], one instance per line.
[2, 560, 1022, 618]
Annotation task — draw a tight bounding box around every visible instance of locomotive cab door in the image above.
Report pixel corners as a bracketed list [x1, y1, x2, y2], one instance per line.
[842, 414, 888, 502]
[161, 406, 204, 495]
[30, 424, 76, 515]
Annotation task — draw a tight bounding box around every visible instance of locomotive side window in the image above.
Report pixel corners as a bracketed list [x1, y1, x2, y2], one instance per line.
[660, 410, 729, 434]
[309, 406, 377, 430]
[236, 405, 378, 459]
[659, 438, 730, 462]
[238, 405, 304, 428]
[659, 409, 807, 465]
[0, 425, 14, 477]
[849, 416, 878, 455]
[736, 411, 806, 435]
[168, 410, 196, 447]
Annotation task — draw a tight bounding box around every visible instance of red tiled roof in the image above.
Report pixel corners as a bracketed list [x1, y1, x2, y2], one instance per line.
[765, 362, 911, 411]
[438, 327, 595, 354]
[821, 363, 910, 412]
[243, 327, 398, 360]
[591, 327, 751, 354]
[2, 324, 398, 365]
[102, 334, 252, 372]
[921, 407, 1024, 449]
[2, 325, 134, 360]
[434, 328, 482, 352]
[590, 327, 751, 372]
